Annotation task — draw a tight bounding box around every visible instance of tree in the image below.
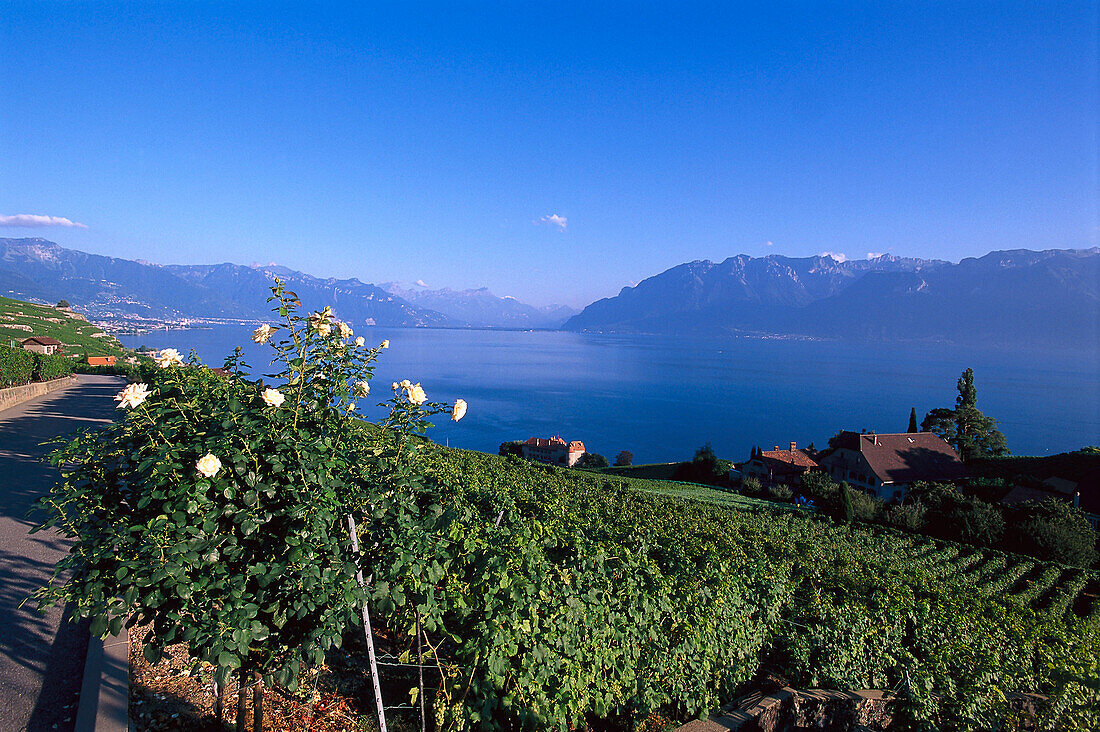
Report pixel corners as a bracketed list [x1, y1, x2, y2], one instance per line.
[56, 299, 70, 308]
[499, 441, 523, 457]
[1005, 498, 1098, 567]
[908, 407, 918, 433]
[839, 482, 854, 524]
[614, 450, 634, 467]
[921, 368, 1008, 461]
[577, 451, 609, 468]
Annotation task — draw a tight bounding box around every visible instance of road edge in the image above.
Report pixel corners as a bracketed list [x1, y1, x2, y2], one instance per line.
[74, 630, 129, 732]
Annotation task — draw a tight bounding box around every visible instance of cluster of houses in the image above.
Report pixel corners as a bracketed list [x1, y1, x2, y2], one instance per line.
[740, 430, 1098, 527]
[742, 431, 966, 503]
[17, 336, 120, 366]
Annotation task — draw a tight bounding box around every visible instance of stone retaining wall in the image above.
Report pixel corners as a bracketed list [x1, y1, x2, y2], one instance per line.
[677, 687, 1047, 731]
[0, 376, 78, 413]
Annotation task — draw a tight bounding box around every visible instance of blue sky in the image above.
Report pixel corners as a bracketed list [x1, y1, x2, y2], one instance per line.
[1, 1, 1096, 308]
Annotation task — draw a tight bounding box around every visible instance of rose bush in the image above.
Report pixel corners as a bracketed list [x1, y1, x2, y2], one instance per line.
[34, 280, 465, 729]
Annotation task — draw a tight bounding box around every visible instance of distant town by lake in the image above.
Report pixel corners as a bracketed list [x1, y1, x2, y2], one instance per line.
[121, 326, 1100, 464]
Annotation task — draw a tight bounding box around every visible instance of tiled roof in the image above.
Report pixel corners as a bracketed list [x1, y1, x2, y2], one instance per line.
[524, 437, 567, 448]
[759, 448, 818, 468]
[833, 431, 965, 484]
[22, 336, 63, 346]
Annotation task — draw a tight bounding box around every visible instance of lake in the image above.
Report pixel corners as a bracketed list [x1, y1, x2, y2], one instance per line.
[121, 326, 1100, 464]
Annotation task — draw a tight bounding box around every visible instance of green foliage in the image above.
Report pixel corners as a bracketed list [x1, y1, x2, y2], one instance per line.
[922, 368, 1008, 461]
[886, 500, 927, 531]
[839, 481, 854, 523]
[767, 483, 794, 502]
[910, 482, 1006, 547]
[34, 282, 460, 698]
[498, 440, 523, 457]
[57, 299, 70, 308]
[673, 443, 724, 485]
[1005, 498, 1098, 567]
[33, 351, 74, 381]
[0, 295, 125, 358]
[30, 286, 1100, 730]
[578, 451, 610, 468]
[0, 345, 35, 385]
[614, 450, 634, 467]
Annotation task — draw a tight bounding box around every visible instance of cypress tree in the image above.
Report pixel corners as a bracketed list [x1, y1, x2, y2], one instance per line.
[908, 407, 919, 433]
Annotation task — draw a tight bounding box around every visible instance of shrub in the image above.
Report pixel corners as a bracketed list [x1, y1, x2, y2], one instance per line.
[848, 486, 883, 523]
[767, 484, 794, 502]
[34, 283, 465, 730]
[886, 501, 927, 531]
[614, 450, 634, 467]
[577, 451, 610, 468]
[33, 352, 73, 381]
[740, 474, 762, 495]
[1004, 498, 1098, 567]
[0, 346, 34, 386]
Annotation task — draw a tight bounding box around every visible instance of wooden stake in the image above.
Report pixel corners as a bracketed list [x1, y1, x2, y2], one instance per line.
[416, 611, 426, 732]
[236, 668, 248, 732]
[252, 670, 263, 732]
[347, 513, 388, 732]
[213, 678, 224, 728]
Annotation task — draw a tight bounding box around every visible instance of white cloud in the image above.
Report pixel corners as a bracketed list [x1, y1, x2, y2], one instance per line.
[535, 214, 567, 231]
[866, 252, 885, 259]
[0, 213, 88, 228]
[820, 251, 848, 262]
[765, 240, 774, 247]
[415, 279, 429, 287]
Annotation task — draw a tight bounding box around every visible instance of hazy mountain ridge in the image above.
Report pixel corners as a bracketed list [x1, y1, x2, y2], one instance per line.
[564, 249, 1099, 348]
[0, 238, 452, 327]
[380, 283, 577, 328]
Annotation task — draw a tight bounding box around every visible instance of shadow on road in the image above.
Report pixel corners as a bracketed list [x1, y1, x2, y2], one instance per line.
[0, 375, 124, 732]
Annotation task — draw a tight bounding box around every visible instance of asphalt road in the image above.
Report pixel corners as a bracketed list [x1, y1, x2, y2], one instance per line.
[0, 375, 123, 732]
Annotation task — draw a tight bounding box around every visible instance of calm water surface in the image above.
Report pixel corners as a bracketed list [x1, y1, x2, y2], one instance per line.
[121, 327, 1100, 464]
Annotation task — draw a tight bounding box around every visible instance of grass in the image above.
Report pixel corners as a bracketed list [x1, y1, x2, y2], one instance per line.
[0, 295, 126, 358]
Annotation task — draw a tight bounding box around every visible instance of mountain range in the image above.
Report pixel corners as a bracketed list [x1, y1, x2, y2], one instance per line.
[0, 238, 570, 329]
[1, 237, 1095, 348]
[380, 283, 575, 329]
[563, 249, 1099, 348]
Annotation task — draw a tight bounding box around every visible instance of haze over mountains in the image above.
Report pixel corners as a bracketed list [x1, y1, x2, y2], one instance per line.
[1, 237, 1095, 348]
[0, 238, 570, 329]
[564, 249, 1100, 349]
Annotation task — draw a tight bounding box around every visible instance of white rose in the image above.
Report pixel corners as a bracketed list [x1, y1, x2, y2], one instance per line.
[114, 383, 151, 409]
[195, 453, 222, 478]
[262, 388, 285, 408]
[391, 382, 398, 390]
[355, 336, 365, 347]
[252, 324, 277, 344]
[451, 398, 467, 422]
[404, 382, 427, 405]
[380, 339, 390, 349]
[354, 380, 370, 397]
[347, 402, 357, 411]
[155, 348, 184, 368]
[337, 321, 353, 339]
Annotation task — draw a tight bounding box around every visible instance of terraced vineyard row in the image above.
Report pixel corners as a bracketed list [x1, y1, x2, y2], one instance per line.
[625, 478, 1100, 618]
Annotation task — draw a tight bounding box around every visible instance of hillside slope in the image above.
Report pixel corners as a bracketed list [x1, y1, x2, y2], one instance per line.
[0, 296, 125, 357]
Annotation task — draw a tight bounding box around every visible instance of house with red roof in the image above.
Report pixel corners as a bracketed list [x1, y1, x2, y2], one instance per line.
[21, 336, 63, 355]
[742, 441, 820, 487]
[817, 431, 965, 502]
[521, 437, 586, 467]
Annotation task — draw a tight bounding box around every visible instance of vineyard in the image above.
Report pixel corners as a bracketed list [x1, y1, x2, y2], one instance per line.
[381, 446, 1100, 729]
